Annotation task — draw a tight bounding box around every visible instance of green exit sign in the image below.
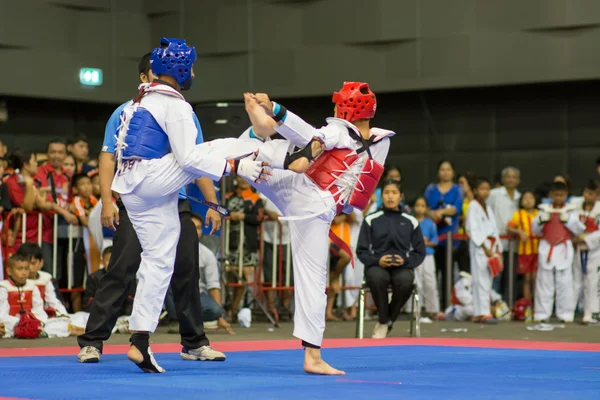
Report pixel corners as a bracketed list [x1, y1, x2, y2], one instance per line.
[79, 68, 103, 86]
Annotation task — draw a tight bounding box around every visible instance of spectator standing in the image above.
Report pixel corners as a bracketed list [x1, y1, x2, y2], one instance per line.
[63, 153, 77, 178]
[67, 134, 95, 174]
[261, 195, 294, 322]
[487, 167, 521, 300]
[506, 191, 539, 302]
[466, 177, 502, 324]
[190, 213, 234, 334]
[532, 182, 585, 323]
[572, 181, 600, 324]
[424, 160, 463, 308]
[225, 176, 265, 318]
[0, 159, 11, 280]
[412, 197, 443, 319]
[35, 139, 79, 288]
[5, 149, 75, 270]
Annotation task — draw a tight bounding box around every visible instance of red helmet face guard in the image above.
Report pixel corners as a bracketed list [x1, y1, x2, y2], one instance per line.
[332, 82, 376, 123]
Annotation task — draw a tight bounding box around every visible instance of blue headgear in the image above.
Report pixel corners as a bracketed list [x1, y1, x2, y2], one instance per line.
[150, 37, 197, 91]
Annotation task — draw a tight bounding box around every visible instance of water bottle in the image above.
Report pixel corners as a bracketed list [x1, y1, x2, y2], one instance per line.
[525, 306, 533, 324]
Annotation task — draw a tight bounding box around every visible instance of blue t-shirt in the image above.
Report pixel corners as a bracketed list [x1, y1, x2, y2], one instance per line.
[423, 183, 463, 247]
[102, 101, 204, 200]
[418, 217, 438, 256]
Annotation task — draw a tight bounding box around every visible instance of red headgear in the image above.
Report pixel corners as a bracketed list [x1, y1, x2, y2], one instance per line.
[332, 82, 376, 123]
[14, 310, 43, 339]
[512, 298, 533, 321]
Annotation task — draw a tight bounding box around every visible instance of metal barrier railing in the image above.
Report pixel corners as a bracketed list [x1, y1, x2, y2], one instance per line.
[439, 233, 528, 309]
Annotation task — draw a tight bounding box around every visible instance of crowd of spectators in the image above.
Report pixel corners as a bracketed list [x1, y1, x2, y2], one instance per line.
[1, 130, 599, 339]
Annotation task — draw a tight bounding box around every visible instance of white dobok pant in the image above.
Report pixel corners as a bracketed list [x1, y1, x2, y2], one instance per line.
[116, 138, 289, 332]
[470, 243, 493, 317]
[252, 168, 337, 347]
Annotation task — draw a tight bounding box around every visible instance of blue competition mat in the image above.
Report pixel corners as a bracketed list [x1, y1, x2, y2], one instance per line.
[1, 346, 599, 400]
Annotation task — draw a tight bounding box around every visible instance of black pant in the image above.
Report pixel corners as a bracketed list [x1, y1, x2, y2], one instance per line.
[365, 266, 414, 325]
[78, 199, 208, 352]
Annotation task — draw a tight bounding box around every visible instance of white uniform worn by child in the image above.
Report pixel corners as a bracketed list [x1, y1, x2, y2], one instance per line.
[532, 182, 585, 322]
[466, 180, 503, 324]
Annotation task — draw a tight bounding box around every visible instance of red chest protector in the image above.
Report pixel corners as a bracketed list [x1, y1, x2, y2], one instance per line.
[542, 214, 573, 246]
[7, 289, 33, 316]
[305, 148, 384, 211]
[36, 284, 46, 302]
[580, 215, 599, 233]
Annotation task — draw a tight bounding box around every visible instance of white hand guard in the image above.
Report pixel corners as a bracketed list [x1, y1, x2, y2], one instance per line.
[539, 212, 551, 223]
[559, 212, 569, 223]
[236, 156, 269, 183]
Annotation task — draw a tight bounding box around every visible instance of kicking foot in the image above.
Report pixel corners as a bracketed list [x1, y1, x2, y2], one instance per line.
[304, 351, 345, 375]
[128, 333, 165, 373]
[244, 93, 277, 139]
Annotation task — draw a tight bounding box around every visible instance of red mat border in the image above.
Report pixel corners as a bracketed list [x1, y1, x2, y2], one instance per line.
[1, 338, 600, 358]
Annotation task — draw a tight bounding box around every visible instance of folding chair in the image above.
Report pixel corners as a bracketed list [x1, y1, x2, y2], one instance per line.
[355, 282, 420, 339]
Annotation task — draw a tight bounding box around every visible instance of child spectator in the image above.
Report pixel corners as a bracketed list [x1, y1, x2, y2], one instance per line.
[466, 177, 502, 324]
[225, 175, 264, 318]
[444, 271, 507, 321]
[412, 196, 443, 320]
[16, 243, 67, 317]
[532, 181, 585, 323]
[0, 254, 47, 338]
[357, 180, 425, 339]
[72, 173, 101, 274]
[507, 191, 540, 301]
[88, 169, 101, 198]
[572, 180, 600, 324]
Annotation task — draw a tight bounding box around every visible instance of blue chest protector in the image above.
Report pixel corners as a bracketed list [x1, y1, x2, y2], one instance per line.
[121, 108, 171, 160]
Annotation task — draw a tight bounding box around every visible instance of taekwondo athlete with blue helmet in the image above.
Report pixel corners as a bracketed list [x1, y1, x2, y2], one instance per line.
[111, 38, 318, 373]
[77, 52, 226, 365]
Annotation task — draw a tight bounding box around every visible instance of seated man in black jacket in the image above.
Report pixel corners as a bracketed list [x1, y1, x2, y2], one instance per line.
[357, 180, 425, 339]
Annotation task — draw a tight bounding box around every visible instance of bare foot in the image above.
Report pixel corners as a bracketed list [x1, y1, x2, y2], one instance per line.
[326, 313, 341, 322]
[244, 93, 277, 139]
[127, 345, 165, 373]
[304, 348, 345, 375]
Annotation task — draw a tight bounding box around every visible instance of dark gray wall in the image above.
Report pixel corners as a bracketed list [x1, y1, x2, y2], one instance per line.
[2, 0, 600, 103]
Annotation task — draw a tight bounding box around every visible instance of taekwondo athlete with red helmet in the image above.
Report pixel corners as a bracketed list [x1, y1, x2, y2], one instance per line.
[243, 82, 393, 375]
[111, 38, 313, 373]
